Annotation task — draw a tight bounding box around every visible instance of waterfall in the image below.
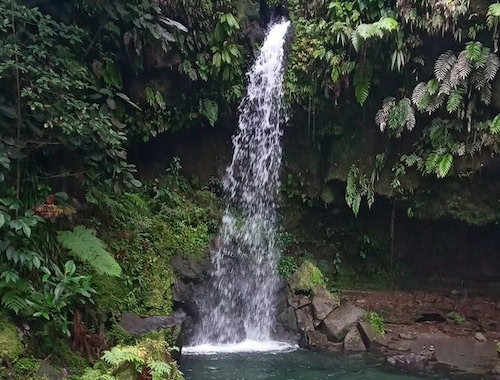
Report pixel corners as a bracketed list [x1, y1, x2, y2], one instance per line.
[192, 20, 291, 345]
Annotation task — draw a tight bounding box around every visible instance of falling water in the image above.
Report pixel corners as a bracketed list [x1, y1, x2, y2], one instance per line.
[190, 20, 291, 347]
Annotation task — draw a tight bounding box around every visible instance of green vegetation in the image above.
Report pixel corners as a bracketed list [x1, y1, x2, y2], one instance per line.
[1, 0, 500, 375]
[365, 311, 385, 336]
[448, 311, 466, 325]
[289, 260, 325, 293]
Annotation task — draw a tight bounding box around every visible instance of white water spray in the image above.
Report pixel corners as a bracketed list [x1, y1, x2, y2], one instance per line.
[189, 20, 291, 351]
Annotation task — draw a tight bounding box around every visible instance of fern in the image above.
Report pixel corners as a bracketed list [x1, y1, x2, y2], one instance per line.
[375, 97, 396, 132]
[353, 62, 372, 106]
[491, 114, 500, 134]
[446, 88, 464, 114]
[437, 153, 453, 178]
[351, 17, 398, 51]
[199, 99, 218, 127]
[434, 51, 456, 81]
[57, 226, 122, 277]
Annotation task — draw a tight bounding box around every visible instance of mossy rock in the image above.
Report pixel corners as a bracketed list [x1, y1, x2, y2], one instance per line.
[289, 260, 324, 293]
[0, 315, 23, 360]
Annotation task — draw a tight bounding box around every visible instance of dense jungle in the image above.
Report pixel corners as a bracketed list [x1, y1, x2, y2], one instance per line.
[1, 0, 500, 379]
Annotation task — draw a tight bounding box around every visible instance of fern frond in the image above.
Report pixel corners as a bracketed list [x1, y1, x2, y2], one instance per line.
[434, 51, 457, 81]
[424, 151, 441, 175]
[484, 53, 500, 81]
[455, 50, 471, 80]
[353, 62, 372, 106]
[480, 83, 493, 105]
[375, 97, 396, 132]
[446, 88, 464, 114]
[437, 153, 453, 178]
[490, 114, 500, 133]
[57, 226, 122, 277]
[465, 41, 482, 62]
[402, 98, 416, 131]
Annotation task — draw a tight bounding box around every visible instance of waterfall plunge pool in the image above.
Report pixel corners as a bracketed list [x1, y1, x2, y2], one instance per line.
[181, 346, 480, 380]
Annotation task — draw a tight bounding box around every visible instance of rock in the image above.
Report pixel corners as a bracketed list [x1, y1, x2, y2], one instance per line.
[289, 294, 312, 309]
[304, 330, 328, 349]
[170, 255, 202, 281]
[325, 341, 344, 352]
[496, 301, 500, 311]
[476, 332, 487, 342]
[0, 316, 23, 360]
[275, 287, 288, 313]
[295, 307, 314, 333]
[321, 303, 365, 342]
[344, 326, 366, 352]
[398, 332, 417, 340]
[358, 321, 386, 350]
[492, 362, 500, 375]
[387, 353, 429, 367]
[173, 278, 191, 303]
[278, 306, 298, 332]
[120, 312, 184, 337]
[312, 285, 339, 321]
[35, 362, 65, 380]
[289, 261, 324, 293]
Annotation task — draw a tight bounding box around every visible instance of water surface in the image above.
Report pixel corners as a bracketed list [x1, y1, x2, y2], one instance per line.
[181, 349, 480, 380]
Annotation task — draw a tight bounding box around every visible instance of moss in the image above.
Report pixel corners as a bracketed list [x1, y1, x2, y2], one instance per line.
[14, 357, 41, 376]
[0, 314, 23, 360]
[144, 261, 175, 315]
[108, 323, 136, 346]
[289, 260, 325, 293]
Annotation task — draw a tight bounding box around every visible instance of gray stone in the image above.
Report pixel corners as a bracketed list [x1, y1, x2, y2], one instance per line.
[120, 312, 184, 336]
[491, 362, 500, 375]
[278, 306, 298, 332]
[321, 303, 365, 342]
[398, 332, 417, 340]
[171, 255, 202, 281]
[290, 294, 312, 309]
[475, 332, 487, 342]
[344, 326, 366, 352]
[325, 341, 344, 352]
[304, 330, 328, 349]
[312, 285, 339, 321]
[358, 321, 386, 350]
[173, 278, 191, 303]
[36, 362, 65, 380]
[295, 307, 314, 333]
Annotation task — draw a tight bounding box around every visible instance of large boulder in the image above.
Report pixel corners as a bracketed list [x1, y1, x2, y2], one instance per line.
[321, 303, 365, 342]
[344, 326, 366, 352]
[358, 321, 386, 351]
[295, 307, 314, 333]
[170, 255, 203, 282]
[120, 312, 185, 337]
[0, 316, 23, 361]
[278, 306, 298, 332]
[312, 285, 339, 321]
[304, 330, 328, 349]
[289, 261, 324, 293]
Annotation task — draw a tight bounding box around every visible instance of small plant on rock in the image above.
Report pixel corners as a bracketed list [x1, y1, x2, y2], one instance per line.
[278, 256, 299, 280]
[366, 311, 385, 336]
[447, 311, 465, 325]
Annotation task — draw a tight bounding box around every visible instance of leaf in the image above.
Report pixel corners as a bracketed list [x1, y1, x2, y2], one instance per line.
[437, 153, 453, 178]
[57, 226, 122, 277]
[353, 62, 373, 106]
[65, 260, 76, 275]
[159, 17, 188, 33]
[116, 93, 142, 111]
[130, 179, 142, 188]
[22, 223, 31, 238]
[490, 114, 500, 133]
[0, 213, 5, 228]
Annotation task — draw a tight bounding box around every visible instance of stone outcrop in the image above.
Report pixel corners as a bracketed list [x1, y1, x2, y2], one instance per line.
[343, 326, 366, 352]
[321, 303, 365, 342]
[120, 312, 185, 337]
[312, 285, 339, 321]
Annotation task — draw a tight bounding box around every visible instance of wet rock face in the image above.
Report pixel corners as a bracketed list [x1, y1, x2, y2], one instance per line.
[321, 303, 366, 342]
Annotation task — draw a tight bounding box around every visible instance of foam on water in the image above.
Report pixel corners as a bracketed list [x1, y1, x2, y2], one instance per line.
[183, 340, 298, 355]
